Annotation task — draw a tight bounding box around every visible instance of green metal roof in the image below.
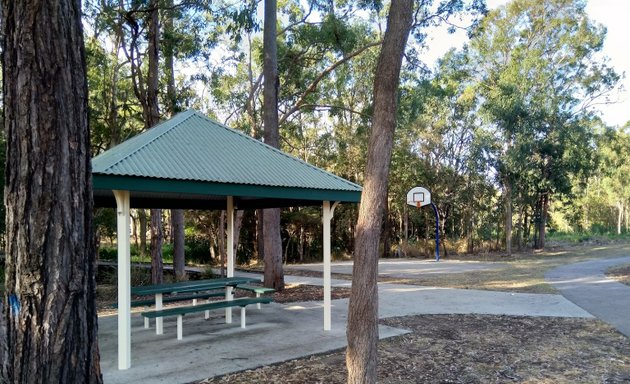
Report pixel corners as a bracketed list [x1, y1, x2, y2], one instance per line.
[92, 110, 361, 209]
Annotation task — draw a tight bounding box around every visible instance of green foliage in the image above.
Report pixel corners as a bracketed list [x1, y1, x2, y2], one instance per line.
[98, 246, 118, 262]
[81, 0, 627, 259]
[183, 236, 213, 265]
[94, 208, 117, 243]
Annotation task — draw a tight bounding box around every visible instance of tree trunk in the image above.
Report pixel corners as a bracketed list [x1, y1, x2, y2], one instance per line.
[381, 199, 391, 258]
[617, 201, 624, 235]
[146, 0, 163, 280]
[537, 193, 549, 249]
[172, 210, 186, 281]
[523, 208, 530, 247]
[163, 1, 186, 281]
[515, 205, 523, 250]
[504, 179, 512, 256]
[1, 1, 102, 381]
[262, 0, 285, 290]
[256, 209, 265, 260]
[150, 209, 164, 284]
[233, 210, 245, 257]
[139, 210, 148, 257]
[219, 211, 226, 278]
[346, 1, 413, 383]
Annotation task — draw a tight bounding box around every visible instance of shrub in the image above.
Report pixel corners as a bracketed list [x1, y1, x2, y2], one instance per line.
[98, 246, 118, 261]
[184, 236, 212, 264]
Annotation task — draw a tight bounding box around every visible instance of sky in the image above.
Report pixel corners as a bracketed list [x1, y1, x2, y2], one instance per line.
[423, 0, 629, 127]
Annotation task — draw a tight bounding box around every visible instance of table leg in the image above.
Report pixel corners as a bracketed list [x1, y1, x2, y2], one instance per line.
[156, 293, 163, 335]
[225, 286, 233, 324]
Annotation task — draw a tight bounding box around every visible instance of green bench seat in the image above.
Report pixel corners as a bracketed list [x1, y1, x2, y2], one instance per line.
[236, 285, 275, 309]
[113, 291, 225, 309]
[141, 297, 273, 340]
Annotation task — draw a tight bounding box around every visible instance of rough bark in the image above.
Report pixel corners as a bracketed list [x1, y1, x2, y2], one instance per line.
[0, 0, 102, 381]
[346, 1, 413, 383]
[172, 210, 186, 281]
[150, 210, 164, 284]
[262, 0, 285, 290]
[139, 210, 148, 256]
[146, 0, 163, 281]
[163, 1, 186, 281]
[256, 209, 265, 260]
[219, 211, 227, 277]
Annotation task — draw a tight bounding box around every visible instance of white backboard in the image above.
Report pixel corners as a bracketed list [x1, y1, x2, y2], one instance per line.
[406, 187, 431, 207]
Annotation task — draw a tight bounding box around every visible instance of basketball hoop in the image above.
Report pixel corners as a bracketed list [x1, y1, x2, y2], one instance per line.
[406, 186, 431, 208]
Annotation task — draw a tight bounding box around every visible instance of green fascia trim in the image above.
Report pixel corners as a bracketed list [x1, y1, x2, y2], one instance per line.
[93, 174, 362, 202]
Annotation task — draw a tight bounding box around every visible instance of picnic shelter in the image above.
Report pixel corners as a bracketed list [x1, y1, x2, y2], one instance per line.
[91, 110, 362, 370]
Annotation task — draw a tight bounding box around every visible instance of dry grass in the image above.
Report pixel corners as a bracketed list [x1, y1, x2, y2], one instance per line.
[199, 314, 630, 384]
[380, 243, 630, 294]
[607, 263, 630, 286]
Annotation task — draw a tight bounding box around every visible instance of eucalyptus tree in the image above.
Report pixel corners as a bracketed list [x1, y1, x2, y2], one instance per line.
[598, 125, 630, 234]
[467, 0, 618, 250]
[1, 0, 102, 381]
[347, 0, 487, 381]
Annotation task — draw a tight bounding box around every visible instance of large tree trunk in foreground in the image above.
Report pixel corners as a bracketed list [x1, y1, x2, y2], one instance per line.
[346, 1, 413, 383]
[262, 0, 285, 290]
[0, 0, 102, 381]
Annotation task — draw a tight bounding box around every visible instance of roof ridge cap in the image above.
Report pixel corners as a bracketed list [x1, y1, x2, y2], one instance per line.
[103, 111, 194, 172]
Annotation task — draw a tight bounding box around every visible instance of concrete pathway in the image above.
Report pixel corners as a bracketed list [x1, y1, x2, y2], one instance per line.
[546, 256, 630, 337]
[284, 258, 506, 279]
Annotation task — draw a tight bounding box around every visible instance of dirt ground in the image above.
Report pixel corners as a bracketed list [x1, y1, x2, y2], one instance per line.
[194, 243, 630, 383]
[607, 263, 630, 286]
[198, 314, 630, 384]
[277, 242, 630, 294]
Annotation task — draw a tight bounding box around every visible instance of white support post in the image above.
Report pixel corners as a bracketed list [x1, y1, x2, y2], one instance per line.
[226, 196, 235, 323]
[155, 293, 163, 335]
[240, 307, 246, 328]
[322, 201, 339, 331]
[177, 315, 183, 340]
[114, 190, 131, 370]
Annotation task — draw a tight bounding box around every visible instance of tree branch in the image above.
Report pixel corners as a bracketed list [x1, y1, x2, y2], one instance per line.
[279, 40, 382, 126]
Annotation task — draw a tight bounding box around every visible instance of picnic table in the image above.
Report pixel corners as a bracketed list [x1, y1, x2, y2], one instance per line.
[131, 276, 260, 335]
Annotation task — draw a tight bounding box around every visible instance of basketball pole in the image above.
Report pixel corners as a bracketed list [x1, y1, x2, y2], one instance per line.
[430, 202, 440, 262]
[407, 186, 439, 262]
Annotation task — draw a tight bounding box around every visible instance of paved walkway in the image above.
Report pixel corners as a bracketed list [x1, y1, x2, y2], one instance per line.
[546, 256, 630, 337]
[284, 258, 506, 278]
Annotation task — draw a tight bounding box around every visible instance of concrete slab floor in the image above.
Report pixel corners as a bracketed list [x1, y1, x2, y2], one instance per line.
[99, 300, 407, 384]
